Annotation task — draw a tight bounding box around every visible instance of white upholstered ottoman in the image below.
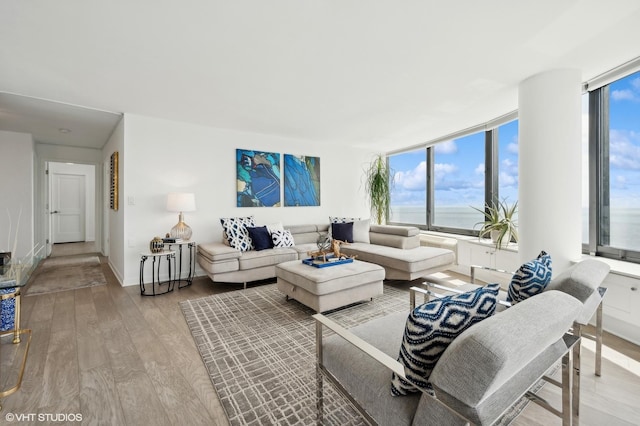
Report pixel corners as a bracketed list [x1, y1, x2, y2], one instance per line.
[276, 259, 385, 312]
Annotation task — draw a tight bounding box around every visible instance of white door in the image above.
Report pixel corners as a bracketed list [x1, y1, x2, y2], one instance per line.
[52, 173, 86, 243]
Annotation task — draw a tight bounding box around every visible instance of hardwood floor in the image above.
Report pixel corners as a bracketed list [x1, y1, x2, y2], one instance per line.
[1, 261, 639, 425]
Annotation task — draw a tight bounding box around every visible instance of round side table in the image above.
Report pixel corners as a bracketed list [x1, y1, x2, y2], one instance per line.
[139, 250, 176, 296]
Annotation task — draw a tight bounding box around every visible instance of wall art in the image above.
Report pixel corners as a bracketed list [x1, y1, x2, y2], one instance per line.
[284, 154, 320, 206]
[110, 151, 119, 211]
[236, 149, 281, 207]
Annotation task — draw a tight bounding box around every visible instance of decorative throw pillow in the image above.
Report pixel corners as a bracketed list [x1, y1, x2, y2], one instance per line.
[507, 251, 552, 304]
[272, 229, 295, 247]
[264, 222, 284, 235]
[329, 216, 361, 224]
[328, 216, 360, 238]
[246, 226, 274, 251]
[220, 216, 256, 252]
[331, 222, 354, 243]
[352, 219, 371, 243]
[391, 283, 500, 396]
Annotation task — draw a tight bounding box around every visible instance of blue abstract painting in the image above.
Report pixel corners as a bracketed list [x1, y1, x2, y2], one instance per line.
[284, 154, 320, 206]
[237, 149, 281, 207]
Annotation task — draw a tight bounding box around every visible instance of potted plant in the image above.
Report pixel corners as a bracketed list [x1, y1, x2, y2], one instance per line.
[364, 154, 394, 225]
[472, 199, 518, 248]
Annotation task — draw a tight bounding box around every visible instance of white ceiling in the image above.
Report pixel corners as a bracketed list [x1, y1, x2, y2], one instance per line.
[1, 0, 640, 152]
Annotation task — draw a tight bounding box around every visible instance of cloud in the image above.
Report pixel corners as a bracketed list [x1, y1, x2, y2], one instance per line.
[611, 89, 638, 102]
[394, 161, 427, 191]
[507, 142, 518, 154]
[434, 163, 457, 174]
[612, 174, 628, 189]
[610, 129, 640, 170]
[474, 163, 484, 174]
[434, 140, 457, 154]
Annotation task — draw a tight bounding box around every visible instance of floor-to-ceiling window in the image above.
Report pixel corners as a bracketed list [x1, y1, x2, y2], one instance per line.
[432, 133, 485, 230]
[587, 70, 640, 262]
[388, 117, 518, 236]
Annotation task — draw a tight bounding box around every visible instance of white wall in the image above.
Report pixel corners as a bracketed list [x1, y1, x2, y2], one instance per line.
[103, 118, 125, 283]
[0, 130, 34, 259]
[48, 162, 96, 241]
[119, 113, 376, 285]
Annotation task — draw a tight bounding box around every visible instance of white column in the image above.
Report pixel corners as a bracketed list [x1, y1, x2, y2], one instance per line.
[518, 69, 582, 273]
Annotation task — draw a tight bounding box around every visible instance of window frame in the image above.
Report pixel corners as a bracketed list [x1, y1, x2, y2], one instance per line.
[387, 124, 512, 238]
[586, 76, 640, 264]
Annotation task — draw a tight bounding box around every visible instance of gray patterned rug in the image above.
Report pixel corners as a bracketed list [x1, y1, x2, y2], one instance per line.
[180, 283, 536, 425]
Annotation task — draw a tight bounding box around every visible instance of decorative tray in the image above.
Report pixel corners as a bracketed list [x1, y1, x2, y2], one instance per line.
[302, 256, 354, 268]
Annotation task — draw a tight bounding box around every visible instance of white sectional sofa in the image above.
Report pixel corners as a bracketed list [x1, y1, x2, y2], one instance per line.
[197, 223, 455, 288]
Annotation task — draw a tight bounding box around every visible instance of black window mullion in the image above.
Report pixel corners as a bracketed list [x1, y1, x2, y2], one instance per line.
[426, 146, 434, 229]
[485, 129, 498, 208]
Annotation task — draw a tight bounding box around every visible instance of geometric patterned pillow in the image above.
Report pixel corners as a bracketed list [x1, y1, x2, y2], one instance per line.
[220, 216, 256, 252]
[391, 283, 500, 396]
[271, 229, 295, 248]
[0, 287, 16, 332]
[507, 250, 552, 304]
[329, 216, 360, 224]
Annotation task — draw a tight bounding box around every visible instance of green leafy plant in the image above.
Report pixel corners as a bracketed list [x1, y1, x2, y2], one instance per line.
[364, 154, 394, 225]
[472, 199, 518, 248]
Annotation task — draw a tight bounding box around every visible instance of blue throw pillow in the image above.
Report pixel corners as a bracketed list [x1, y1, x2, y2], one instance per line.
[331, 222, 354, 243]
[391, 283, 499, 396]
[246, 226, 273, 251]
[507, 251, 552, 304]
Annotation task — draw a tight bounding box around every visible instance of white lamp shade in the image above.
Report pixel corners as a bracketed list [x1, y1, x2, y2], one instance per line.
[167, 192, 196, 212]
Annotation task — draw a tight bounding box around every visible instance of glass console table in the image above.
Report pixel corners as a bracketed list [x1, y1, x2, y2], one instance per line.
[0, 254, 42, 410]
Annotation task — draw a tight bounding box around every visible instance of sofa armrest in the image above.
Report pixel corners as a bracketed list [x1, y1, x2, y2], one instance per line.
[313, 313, 406, 379]
[369, 225, 420, 249]
[198, 242, 242, 262]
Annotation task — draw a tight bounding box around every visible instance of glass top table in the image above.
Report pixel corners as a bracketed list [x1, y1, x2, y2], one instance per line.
[0, 257, 42, 289]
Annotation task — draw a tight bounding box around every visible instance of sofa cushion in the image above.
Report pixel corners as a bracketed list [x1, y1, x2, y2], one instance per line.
[238, 248, 297, 270]
[272, 229, 295, 247]
[353, 219, 371, 243]
[246, 226, 274, 251]
[323, 312, 422, 426]
[507, 250, 552, 304]
[544, 259, 610, 303]
[220, 216, 255, 251]
[332, 222, 354, 243]
[391, 283, 500, 396]
[342, 243, 454, 274]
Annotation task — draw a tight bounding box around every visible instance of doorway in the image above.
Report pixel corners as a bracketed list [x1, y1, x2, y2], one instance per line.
[47, 162, 97, 257]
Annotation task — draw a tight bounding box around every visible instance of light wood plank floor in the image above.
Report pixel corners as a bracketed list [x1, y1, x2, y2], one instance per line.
[1, 259, 639, 425]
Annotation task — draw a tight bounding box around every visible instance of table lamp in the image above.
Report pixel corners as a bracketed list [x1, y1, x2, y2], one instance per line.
[167, 192, 196, 240]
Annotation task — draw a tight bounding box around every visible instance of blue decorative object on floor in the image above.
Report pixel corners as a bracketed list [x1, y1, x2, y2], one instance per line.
[0, 287, 16, 331]
[507, 250, 553, 304]
[391, 283, 500, 396]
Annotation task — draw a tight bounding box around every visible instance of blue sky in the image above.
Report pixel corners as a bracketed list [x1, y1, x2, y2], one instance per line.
[390, 121, 518, 209]
[607, 72, 640, 208]
[391, 71, 640, 210]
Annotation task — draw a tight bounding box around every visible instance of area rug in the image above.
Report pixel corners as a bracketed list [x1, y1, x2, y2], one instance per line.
[24, 255, 107, 296]
[180, 284, 540, 425]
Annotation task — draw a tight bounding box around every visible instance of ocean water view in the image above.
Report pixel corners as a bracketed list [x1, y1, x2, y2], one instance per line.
[390, 205, 640, 251]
